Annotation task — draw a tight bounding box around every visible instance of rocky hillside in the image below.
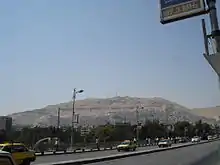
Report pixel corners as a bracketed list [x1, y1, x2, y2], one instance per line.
[191, 106, 220, 121]
[8, 96, 217, 127]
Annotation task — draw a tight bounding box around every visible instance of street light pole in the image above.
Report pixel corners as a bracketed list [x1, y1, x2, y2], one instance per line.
[70, 88, 84, 150]
[57, 108, 60, 130]
[71, 89, 76, 150]
[136, 107, 139, 142]
[136, 106, 143, 143]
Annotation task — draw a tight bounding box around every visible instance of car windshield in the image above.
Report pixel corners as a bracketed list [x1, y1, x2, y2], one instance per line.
[160, 140, 168, 142]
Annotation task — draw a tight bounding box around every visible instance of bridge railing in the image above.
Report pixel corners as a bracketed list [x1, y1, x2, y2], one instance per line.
[33, 139, 185, 156]
[34, 140, 158, 155]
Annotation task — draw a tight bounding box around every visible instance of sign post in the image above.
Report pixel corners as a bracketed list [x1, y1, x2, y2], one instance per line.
[160, 0, 220, 91]
[202, 0, 220, 82]
[160, 0, 206, 24]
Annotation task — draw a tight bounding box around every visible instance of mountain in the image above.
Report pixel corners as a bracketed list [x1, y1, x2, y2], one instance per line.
[191, 106, 220, 121]
[8, 96, 218, 127]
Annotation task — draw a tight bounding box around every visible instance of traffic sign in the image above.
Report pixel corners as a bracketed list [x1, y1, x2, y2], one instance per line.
[160, 0, 206, 24]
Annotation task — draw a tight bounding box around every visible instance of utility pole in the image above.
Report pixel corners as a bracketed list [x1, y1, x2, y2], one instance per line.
[57, 108, 60, 130]
[136, 107, 139, 142]
[165, 107, 168, 126]
[71, 89, 76, 150]
[70, 88, 84, 150]
[163, 105, 170, 138]
[166, 107, 169, 138]
[136, 106, 143, 143]
[184, 127, 188, 137]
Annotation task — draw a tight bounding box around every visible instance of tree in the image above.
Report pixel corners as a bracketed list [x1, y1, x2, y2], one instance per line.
[140, 120, 166, 139]
[174, 121, 193, 137]
[95, 125, 114, 142]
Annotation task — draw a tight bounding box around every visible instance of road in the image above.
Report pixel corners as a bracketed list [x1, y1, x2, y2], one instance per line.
[90, 141, 220, 165]
[33, 146, 157, 164]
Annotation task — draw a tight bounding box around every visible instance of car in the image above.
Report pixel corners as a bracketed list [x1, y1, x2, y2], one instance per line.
[116, 140, 137, 152]
[0, 150, 17, 165]
[0, 142, 36, 165]
[179, 137, 190, 143]
[158, 139, 172, 148]
[207, 135, 213, 141]
[191, 136, 200, 143]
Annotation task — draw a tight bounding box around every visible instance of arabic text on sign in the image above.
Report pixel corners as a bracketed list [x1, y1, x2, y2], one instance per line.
[162, 1, 201, 18]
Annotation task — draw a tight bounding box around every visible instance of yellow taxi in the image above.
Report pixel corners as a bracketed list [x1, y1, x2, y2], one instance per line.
[0, 142, 36, 165]
[116, 140, 137, 152]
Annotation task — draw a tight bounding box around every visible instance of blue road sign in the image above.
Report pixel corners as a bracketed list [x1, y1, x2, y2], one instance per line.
[160, 0, 206, 24]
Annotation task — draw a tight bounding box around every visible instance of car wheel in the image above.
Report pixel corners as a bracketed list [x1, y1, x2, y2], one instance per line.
[117, 149, 120, 152]
[133, 148, 136, 151]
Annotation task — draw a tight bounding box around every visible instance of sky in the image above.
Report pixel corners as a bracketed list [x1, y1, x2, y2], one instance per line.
[0, 0, 220, 115]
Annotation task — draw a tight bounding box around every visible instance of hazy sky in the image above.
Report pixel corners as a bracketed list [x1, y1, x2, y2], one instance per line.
[0, 0, 220, 115]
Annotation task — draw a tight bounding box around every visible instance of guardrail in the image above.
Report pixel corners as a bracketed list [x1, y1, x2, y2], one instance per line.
[35, 141, 154, 156]
[35, 139, 220, 165]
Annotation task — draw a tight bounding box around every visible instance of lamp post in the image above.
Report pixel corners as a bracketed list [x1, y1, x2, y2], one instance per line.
[70, 88, 84, 150]
[136, 105, 144, 143]
[57, 108, 61, 130]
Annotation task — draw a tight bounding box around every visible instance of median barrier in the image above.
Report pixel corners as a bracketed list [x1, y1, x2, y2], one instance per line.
[35, 139, 220, 165]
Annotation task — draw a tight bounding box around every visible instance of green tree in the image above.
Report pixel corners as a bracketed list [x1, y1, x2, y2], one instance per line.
[174, 121, 193, 137]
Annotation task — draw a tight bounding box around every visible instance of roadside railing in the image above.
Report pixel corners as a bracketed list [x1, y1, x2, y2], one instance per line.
[34, 140, 158, 156]
[34, 139, 186, 156]
[35, 139, 220, 165]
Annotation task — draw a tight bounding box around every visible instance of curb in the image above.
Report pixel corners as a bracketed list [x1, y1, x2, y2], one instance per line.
[36, 139, 220, 165]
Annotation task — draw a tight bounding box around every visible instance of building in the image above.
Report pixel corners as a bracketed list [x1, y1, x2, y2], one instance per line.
[0, 116, 12, 143]
[0, 116, 12, 131]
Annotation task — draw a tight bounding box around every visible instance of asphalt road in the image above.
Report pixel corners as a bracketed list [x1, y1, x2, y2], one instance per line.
[33, 146, 157, 164]
[90, 141, 220, 165]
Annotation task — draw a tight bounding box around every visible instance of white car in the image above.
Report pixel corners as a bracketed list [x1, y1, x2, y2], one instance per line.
[207, 135, 213, 141]
[0, 150, 16, 165]
[191, 136, 200, 143]
[158, 139, 172, 148]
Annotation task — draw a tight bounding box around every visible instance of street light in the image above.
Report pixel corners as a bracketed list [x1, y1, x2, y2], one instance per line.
[136, 105, 144, 143]
[71, 88, 84, 150]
